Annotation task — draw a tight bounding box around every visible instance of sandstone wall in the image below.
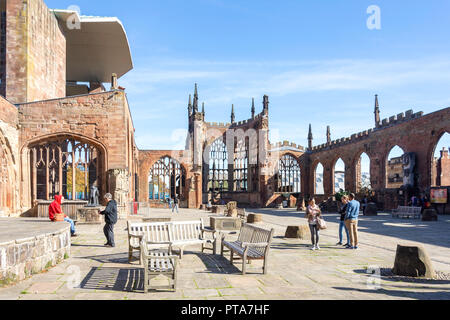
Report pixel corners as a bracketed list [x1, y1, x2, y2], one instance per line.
[4, 0, 66, 104]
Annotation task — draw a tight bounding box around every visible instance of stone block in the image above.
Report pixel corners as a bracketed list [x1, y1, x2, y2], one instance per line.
[364, 203, 378, 216]
[393, 244, 435, 278]
[247, 214, 263, 224]
[285, 226, 310, 239]
[422, 209, 438, 221]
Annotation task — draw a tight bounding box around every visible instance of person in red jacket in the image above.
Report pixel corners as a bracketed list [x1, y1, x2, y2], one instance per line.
[49, 195, 77, 237]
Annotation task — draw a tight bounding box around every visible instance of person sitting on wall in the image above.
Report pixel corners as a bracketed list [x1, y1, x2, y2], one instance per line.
[48, 195, 77, 237]
[99, 193, 118, 248]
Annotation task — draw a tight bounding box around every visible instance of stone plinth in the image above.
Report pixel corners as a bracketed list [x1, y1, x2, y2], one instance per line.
[393, 244, 435, 278]
[285, 225, 310, 239]
[76, 207, 104, 225]
[247, 214, 263, 224]
[422, 209, 438, 221]
[364, 203, 378, 216]
[0, 218, 71, 286]
[210, 216, 242, 231]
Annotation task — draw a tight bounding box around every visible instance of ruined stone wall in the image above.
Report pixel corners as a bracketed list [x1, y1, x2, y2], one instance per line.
[0, 96, 19, 216]
[138, 150, 200, 208]
[305, 108, 450, 210]
[0, 222, 70, 286]
[4, 0, 66, 104]
[17, 90, 134, 210]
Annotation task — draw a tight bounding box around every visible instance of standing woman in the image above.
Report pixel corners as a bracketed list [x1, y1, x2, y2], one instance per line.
[306, 199, 322, 251]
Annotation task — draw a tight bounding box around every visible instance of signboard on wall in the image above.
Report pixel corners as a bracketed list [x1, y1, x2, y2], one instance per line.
[431, 188, 448, 204]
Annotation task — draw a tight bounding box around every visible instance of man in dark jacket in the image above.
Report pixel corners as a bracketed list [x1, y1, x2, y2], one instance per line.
[100, 193, 118, 247]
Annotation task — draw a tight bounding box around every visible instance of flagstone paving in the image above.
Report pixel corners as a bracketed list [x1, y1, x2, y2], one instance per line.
[1, 208, 450, 300]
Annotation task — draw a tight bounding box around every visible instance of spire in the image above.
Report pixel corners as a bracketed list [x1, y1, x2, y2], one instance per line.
[326, 126, 331, 144]
[251, 98, 255, 119]
[231, 104, 235, 123]
[188, 94, 192, 116]
[202, 102, 205, 115]
[374, 94, 381, 128]
[193, 83, 199, 112]
[308, 124, 313, 150]
[263, 95, 269, 113]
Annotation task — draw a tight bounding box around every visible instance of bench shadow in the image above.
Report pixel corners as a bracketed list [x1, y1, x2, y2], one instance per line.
[80, 252, 132, 264]
[79, 266, 175, 293]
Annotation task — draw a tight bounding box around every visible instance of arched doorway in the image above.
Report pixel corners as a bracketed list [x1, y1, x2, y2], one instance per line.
[431, 132, 450, 187]
[0, 140, 13, 215]
[315, 162, 324, 195]
[334, 158, 346, 193]
[276, 154, 301, 193]
[386, 145, 405, 189]
[29, 137, 104, 201]
[356, 152, 371, 192]
[148, 156, 186, 202]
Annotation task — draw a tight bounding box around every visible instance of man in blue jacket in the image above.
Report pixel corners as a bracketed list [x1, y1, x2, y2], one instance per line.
[344, 193, 360, 249]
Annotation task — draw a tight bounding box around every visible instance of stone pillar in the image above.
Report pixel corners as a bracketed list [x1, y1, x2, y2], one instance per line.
[108, 168, 130, 219]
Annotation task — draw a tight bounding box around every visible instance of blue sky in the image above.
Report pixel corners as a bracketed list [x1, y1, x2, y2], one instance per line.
[47, 0, 450, 157]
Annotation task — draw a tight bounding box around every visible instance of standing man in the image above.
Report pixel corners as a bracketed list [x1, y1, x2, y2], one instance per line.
[100, 193, 118, 247]
[172, 196, 179, 214]
[344, 193, 360, 250]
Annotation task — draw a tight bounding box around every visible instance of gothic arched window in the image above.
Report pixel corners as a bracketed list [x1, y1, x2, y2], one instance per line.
[207, 139, 229, 192]
[233, 138, 249, 191]
[148, 157, 185, 200]
[276, 154, 301, 193]
[30, 138, 101, 201]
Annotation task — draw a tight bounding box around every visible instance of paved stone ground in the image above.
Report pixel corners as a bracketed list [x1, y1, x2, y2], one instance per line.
[1, 208, 450, 300]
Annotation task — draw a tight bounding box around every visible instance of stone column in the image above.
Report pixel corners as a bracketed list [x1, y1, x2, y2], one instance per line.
[108, 168, 130, 219]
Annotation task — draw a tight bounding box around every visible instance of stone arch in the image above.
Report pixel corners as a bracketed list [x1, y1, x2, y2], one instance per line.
[430, 130, 450, 187]
[353, 150, 372, 192]
[313, 161, 325, 195]
[23, 132, 108, 202]
[0, 128, 16, 216]
[275, 153, 302, 193]
[332, 157, 346, 193]
[385, 145, 406, 189]
[148, 156, 187, 202]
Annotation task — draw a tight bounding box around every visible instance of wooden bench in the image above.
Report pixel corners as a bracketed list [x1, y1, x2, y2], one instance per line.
[168, 220, 216, 258]
[392, 206, 421, 219]
[140, 243, 178, 292]
[127, 219, 216, 262]
[127, 221, 171, 264]
[221, 223, 275, 275]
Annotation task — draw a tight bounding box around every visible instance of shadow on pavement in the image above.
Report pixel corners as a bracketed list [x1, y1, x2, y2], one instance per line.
[333, 286, 450, 300]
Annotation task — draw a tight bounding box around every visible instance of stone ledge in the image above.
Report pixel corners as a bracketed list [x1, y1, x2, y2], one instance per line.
[0, 219, 71, 287]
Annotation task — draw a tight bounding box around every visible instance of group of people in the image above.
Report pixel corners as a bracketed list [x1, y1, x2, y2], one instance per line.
[409, 195, 432, 212]
[48, 193, 118, 247]
[306, 194, 361, 251]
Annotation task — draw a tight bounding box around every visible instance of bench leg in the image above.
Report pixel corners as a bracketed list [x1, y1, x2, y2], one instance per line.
[263, 258, 268, 275]
[230, 251, 234, 265]
[143, 264, 148, 293]
[128, 247, 133, 263]
[242, 255, 247, 275]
